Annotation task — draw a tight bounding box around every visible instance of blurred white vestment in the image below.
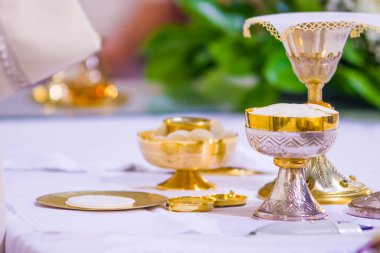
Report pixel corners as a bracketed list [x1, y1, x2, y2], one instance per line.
[0, 0, 100, 98]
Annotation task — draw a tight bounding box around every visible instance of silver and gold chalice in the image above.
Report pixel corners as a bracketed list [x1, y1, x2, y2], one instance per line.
[245, 106, 339, 220]
[243, 12, 380, 204]
[138, 117, 237, 190]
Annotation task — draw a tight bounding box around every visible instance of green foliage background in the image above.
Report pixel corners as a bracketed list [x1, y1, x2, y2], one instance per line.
[143, 0, 380, 111]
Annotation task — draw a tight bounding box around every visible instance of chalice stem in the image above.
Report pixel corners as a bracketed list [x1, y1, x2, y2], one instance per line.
[157, 170, 215, 190]
[306, 82, 324, 104]
[254, 158, 326, 221]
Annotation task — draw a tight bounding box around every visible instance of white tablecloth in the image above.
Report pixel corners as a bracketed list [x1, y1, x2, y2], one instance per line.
[1, 113, 380, 253]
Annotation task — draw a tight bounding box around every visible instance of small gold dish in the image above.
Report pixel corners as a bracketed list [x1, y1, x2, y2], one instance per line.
[208, 191, 247, 207]
[166, 196, 214, 212]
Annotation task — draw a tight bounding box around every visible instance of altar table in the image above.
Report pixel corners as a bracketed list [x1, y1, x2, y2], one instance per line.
[1, 113, 380, 253]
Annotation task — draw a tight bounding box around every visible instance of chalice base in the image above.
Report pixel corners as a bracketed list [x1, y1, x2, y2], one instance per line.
[254, 167, 327, 221]
[258, 155, 371, 204]
[307, 155, 371, 204]
[157, 170, 215, 191]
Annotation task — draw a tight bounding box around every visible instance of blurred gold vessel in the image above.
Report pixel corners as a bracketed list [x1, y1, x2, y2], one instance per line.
[32, 55, 125, 107]
[138, 117, 237, 190]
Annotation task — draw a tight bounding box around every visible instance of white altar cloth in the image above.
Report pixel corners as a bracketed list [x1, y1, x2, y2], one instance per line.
[1, 113, 380, 253]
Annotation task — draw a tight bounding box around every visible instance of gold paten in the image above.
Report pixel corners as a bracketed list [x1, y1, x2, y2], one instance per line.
[36, 191, 167, 211]
[245, 17, 372, 204]
[208, 191, 247, 207]
[245, 108, 338, 132]
[166, 196, 214, 212]
[138, 130, 237, 190]
[163, 117, 212, 134]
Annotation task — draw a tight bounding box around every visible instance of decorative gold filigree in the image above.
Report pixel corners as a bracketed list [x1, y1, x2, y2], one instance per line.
[244, 20, 380, 41]
[243, 20, 282, 40]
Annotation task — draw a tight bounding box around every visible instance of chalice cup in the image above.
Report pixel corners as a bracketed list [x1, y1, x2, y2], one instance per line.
[138, 117, 237, 190]
[244, 13, 374, 204]
[246, 107, 339, 220]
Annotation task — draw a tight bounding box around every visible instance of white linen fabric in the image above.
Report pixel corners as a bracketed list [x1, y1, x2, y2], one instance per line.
[244, 12, 380, 40]
[0, 114, 380, 252]
[0, 164, 4, 253]
[0, 0, 101, 97]
[0, 0, 101, 248]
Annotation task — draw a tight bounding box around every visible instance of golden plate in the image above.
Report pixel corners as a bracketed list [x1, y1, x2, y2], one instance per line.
[36, 191, 168, 211]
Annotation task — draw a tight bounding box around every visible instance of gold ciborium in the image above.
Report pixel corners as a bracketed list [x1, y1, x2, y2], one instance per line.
[243, 12, 380, 204]
[32, 55, 123, 107]
[245, 105, 339, 220]
[138, 117, 237, 190]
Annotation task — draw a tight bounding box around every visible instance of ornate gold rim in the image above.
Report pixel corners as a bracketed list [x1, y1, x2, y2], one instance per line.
[243, 20, 380, 41]
[245, 108, 339, 132]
